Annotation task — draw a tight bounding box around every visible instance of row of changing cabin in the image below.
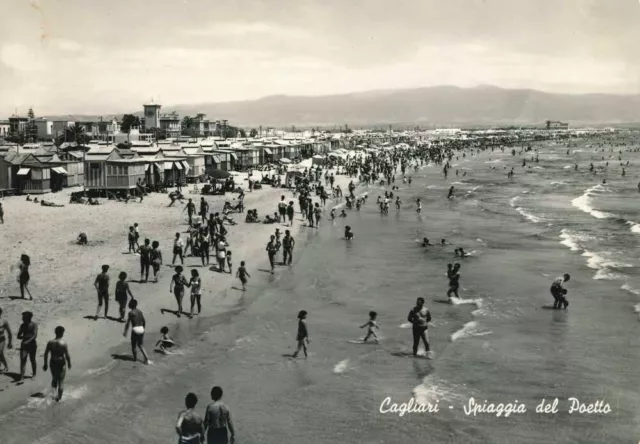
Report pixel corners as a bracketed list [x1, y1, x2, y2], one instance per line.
[0, 139, 336, 194]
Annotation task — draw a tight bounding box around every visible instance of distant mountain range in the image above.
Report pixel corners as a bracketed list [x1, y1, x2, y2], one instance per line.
[45, 85, 640, 128]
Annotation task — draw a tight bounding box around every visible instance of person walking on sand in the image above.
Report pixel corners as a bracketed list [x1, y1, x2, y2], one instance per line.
[204, 386, 236, 444]
[138, 238, 152, 283]
[123, 299, 149, 364]
[266, 235, 278, 274]
[282, 230, 295, 266]
[176, 392, 205, 444]
[216, 237, 227, 273]
[170, 266, 188, 317]
[287, 201, 295, 227]
[550, 273, 570, 309]
[18, 254, 32, 300]
[173, 233, 185, 266]
[200, 197, 209, 224]
[150, 241, 163, 283]
[291, 310, 309, 359]
[236, 261, 250, 291]
[313, 203, 322, 228]
[447, 263, 461, 299]
[407, 297, 431, 357]
[127, 226, 136, 253]
[187, 269, 202, 318]
[94, 264, 110, 319]
[43, 326, 71, 402]
[185, 198, 196, 225]
[0, 308, 13, 373]
[17, 311, 38, 382]
[115, 272, 134, 321]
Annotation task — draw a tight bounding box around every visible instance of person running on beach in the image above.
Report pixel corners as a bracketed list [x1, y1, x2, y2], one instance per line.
[176, 392, 205, 444]
[360, 311, 379, 343]
[43, 326, 71, 402]
[236, 261, 250, 291]
[266, 235, 278, 273]
[187, 269, 202, 318]
[447, 264, 461, 299]
[407, 298, 431, 357]
[94, 264, 110, 319]
[282, 230, 295, 266]
[150, 241, 163, 283]
[156, 326, 175, 353]
[18, 254, 32, 300]
[168, 191, 184, 207]
[173, 233, 185, 266]
[204, 386, 236, 444]
[115, 272, 134, 321]
[170, 266, 188, 317]
[291, 310, 309, 359]
[138, 238, 152, 282]
[123, 299, 149, 364]
[551, 274, 570, 309]
[0, 308, 13, 373]
[17, 311, 38, 382]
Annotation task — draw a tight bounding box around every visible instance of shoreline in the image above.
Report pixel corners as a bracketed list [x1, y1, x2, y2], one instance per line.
[0, 167, 359, 415]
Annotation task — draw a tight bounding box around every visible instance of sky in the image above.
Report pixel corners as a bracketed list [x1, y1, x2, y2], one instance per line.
[1, 0, 639, 116]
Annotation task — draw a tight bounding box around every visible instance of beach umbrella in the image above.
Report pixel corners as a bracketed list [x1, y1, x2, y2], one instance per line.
[210, 169, 231, 179]
[280, 158, 292, 164]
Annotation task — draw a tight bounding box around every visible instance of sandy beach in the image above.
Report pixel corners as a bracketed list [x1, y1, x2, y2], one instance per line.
[0, 167, 357, 412]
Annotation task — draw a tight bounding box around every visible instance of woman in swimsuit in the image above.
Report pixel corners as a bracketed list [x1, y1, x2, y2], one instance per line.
[19, 254, 32, 300]
[150, 241, 163, 283]
[170, 266, 188, 318]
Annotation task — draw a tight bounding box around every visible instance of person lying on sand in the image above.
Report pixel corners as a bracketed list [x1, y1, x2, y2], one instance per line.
[263, 213, 278, 224]
[41, 200, 64, 207]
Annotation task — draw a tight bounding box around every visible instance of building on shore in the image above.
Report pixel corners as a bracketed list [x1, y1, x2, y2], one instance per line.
[84, 146, 146, 191]
[0, 151, 52, 194]
[546, 120, 569, 130]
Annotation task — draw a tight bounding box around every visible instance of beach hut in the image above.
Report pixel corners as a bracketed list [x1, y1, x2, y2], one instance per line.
[0, 152, 52, 194]
[181, 146, 207, 181]
[311, 154, 325, 166]
[32, 147, 85, 190]
[84, 146, 146, 191]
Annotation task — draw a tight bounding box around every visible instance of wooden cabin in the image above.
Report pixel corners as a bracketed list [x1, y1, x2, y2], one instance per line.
[181, 146, 206, 181]
[32, 147, 85, 190]
[84, 146, 146, 191]
[0, 152, 52, 194]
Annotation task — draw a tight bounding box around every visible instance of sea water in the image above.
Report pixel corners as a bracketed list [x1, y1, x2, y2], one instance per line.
[2, 143, 640, 444]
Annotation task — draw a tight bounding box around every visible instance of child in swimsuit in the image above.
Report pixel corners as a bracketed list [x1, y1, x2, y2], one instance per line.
[360, 311, 379, 343]
[156, 326, 175, 353]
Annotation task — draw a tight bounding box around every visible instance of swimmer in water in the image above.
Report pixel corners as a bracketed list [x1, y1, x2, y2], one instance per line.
[360, 311, 379, 343]
[416, 198, 422, 214]
[330, 209, 336, 220]
[395, 197, 402, 210]
[345, 226, 354, 240]
[441, 239, 447, 246]
[447, 264, 461, 299]
[447, 186, 454, 199]
[421, 238, 431, 247]
[339, 210, 347, 218]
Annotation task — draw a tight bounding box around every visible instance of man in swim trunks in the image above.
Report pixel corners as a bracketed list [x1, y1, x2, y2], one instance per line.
[123, 299, 149, 364]
[17, 311, 38, 381]
[94, 264, 110, 319]
[407, 298, 431, 357]
[551, 274, 570, 309]
[43, 326, 71, 401]
[0, 308, 13, 373]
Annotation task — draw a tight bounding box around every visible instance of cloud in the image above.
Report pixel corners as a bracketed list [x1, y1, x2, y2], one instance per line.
[50, 38, 83, 52]
[0, 43, 45, 72]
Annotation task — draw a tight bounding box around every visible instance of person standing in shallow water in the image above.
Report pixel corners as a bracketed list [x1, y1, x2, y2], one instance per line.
[43, 325, 71, 402]
[17, 311, 38, 382]
[204, 386, 235, 444]
[123, 299, 149, 364]
[407, 298, 431, 357]
[291, 310, 309, 358]
[176, 392, 205, 444]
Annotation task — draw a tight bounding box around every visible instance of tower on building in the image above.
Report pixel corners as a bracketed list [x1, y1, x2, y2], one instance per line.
[143, 99, 161, 131]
